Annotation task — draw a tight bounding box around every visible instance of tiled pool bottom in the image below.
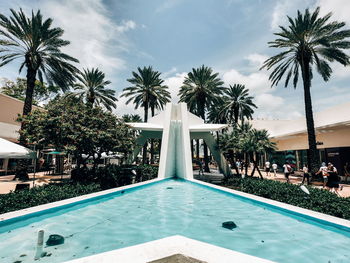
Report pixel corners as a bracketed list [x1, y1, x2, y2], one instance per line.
[0, 179, 349, 263]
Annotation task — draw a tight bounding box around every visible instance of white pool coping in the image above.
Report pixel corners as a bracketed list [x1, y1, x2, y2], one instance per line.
[1, 177, 350, 263]
[0, 178, 164, 222]
[188, 178, 350, 229]
[65, 235, 275, 263]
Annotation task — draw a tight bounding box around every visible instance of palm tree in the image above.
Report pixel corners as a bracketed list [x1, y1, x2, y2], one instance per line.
[261, 7, 350, 173]
[68, 68, 117, 111]
[220, 84, 257, 125]
[121, 66, 171, 163]
[178, 65, 225, 172]
[208, 98, 228, 145]
[244, 129, 276, 179]
[122, 114, 142, 123]
[0, 9, 79, 143]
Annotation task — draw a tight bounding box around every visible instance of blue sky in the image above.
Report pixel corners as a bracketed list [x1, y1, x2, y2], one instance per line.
[1, 0, 350, 119]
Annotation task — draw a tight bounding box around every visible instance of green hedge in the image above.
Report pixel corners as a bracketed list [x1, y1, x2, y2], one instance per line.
[0, 164, 159, 214]
[0, 183, 102, 214]
[224, 177, 350, 220]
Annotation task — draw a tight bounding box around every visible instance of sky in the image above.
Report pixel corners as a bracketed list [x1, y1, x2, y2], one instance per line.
[0, 0, 350, 119]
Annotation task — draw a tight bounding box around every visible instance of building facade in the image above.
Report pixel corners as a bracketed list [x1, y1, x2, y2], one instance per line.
[252, 102, 350, 175]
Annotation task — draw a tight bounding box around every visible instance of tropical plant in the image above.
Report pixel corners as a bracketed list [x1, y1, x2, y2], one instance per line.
[178, 65, 225, 172]
[261, 7, 350, 173]
[67, 68, 117, 111]
[122, 114, 142, 123]
[0, 77, 59, 105]
[121, 66, 170, 164]
[220, 84, 257, 125]
[224, 176, 350, 220]
[0, 9, 78, 136]
[244, 129, 276, 178]
[20, 97, 134, 171]
[122, 66, 170, 122]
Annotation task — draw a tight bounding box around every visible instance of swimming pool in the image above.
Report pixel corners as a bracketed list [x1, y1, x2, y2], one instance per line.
[0, 179, 349, 263]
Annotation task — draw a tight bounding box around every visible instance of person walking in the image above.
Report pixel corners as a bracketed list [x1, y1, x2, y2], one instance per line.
[301, 164, 310, 185]
[283, 162, 292, 183]
[265, 160, 271, 177]
[316, 162, 328, 189]
[272, 162, 278, 177]
[326, 164, 340, 196]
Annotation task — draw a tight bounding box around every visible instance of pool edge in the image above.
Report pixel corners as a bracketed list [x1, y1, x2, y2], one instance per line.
[187, 178, 350, 231]
[0, 178, 168, 225]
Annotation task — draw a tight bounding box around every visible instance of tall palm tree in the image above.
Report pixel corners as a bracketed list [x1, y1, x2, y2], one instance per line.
[68, 68, 117, 111]
[121, 66, 171, 164]
[261, 7, 350, 173]
[178, 65, 225, 172]
[220, 84, 257, 125]
[0, 9, 79, 142]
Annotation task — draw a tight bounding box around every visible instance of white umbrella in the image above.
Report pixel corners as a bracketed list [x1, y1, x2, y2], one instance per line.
[0, 138, 35, 159]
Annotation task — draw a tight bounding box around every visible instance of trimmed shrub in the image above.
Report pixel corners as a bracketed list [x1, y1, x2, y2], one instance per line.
[0, 165, 159, 214]
[224, 176, 350, 220]
[71, 164, 159, 189]
[0, 183, 101, 214]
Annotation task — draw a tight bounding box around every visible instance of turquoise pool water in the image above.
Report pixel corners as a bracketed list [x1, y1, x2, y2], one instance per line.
[0, 179, 349, 263]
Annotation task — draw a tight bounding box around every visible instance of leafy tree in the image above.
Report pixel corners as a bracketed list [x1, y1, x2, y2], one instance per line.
[121, 66, 170, 164]
[19, 97, 134, 171]
[220, 123, 276, 178]
[220, 84, 257, 125]
[122, 114, 143, 123]
[243, 129, 276, 179]
[179, 65, 225, 172]
[0, 9, 79, 142]
[67, 68, 117, 111]
[261, 7, 350, 173]
[0, 77, 59, 105]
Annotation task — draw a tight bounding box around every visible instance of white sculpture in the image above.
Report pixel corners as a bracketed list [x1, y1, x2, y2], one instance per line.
[127, 103, 231, 179]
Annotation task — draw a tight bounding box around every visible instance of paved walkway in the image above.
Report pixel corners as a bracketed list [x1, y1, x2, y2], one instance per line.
[0, 172, 70, 194]
[248, 169, 350, 198]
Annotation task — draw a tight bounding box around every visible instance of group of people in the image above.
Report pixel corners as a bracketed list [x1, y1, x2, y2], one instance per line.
[316, 162, 342, 195]
[264, 160, 342, 196]
[264, 161, 278, 177]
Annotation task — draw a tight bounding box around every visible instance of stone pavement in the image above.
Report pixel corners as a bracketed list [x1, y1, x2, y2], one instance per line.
[0, 171, 70, 194]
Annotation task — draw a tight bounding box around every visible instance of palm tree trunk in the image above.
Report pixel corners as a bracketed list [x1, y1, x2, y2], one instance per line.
[142, 103, 149, 164]
[196, 139, 200, 161]
[300, 60, 319, 173]
[19, 67, 36, 145]
[234, 106, 239, 125]
[250, 153, 263, 179]
[150, 106, 155, 164]
[191, 140, 194, 160]
[16, 67, 37, 181]
[198, 103, 210, 173]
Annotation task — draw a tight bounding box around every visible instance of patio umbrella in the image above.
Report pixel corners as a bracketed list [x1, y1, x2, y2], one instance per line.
[0, 138, 35, 159]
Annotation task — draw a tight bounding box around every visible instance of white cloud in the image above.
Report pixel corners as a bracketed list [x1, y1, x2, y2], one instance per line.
[28, 0, 137, 75]
[222, 69, 271, 94]
[115, 94, 143, 117]
[116, 20, 136, 33]
[245, 53, 269, 69]
[254, 93, 303, 120]
[270, 0, 311, 30]
[163, 72, 187, 103]
[155, 0, 183, 13]
[316, 0, 350, 25]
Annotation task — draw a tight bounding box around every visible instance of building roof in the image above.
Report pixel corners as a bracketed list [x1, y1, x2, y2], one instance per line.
[251, 102, 350, 138]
